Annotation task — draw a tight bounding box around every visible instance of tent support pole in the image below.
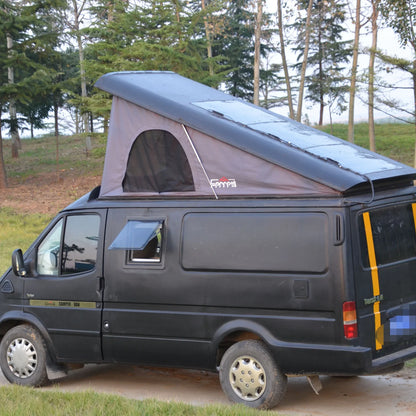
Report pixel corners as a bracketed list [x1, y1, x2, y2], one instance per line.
[182, 124, 218, 200]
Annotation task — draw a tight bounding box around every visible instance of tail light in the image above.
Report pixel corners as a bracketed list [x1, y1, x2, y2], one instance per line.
[343, 301, 358, 339]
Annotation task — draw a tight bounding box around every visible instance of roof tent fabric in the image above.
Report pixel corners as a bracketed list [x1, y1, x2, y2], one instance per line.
[100, 97, 336, 198]
[100, 97, 212, 197]
[95, 71, 416, 199]
[123, 130, 195, 193]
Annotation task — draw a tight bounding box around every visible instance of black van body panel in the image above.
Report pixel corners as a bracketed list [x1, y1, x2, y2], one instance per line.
[2, 190, 416, 376]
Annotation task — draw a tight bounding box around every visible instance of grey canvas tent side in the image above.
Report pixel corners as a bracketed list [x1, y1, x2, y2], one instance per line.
[94, 71, 416, 199]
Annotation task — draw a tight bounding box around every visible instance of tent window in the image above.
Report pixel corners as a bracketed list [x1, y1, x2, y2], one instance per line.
[109, 220, 163, 263]
[123, 129, 195, 193]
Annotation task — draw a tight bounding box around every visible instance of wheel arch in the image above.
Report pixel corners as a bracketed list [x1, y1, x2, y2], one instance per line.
[212, 319, 276, 367]
[0, 311, 58, 362]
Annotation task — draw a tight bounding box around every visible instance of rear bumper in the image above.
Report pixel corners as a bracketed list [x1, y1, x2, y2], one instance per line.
[368, 344, 416, 374]
[268, 340, 416, 376]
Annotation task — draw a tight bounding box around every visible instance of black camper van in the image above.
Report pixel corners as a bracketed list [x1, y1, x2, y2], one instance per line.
[1, 72, 416, 410]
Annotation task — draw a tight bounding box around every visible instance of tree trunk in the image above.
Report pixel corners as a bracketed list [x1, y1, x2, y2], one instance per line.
[277, 0, 294, 119]
[348, 0, 361, 143]
[7, 33, 21, 158]
[368, 0, 378, 153]
[253, 0, 262, 106]
[413, 59, 416, 169]
[201, 0, 214, 77]
[318, 22, 324, 126]
[296, 0, 314, 122]
[72, 0, 91, 155]
[54, 100, 60, 181]
[0, 110, 7, 189]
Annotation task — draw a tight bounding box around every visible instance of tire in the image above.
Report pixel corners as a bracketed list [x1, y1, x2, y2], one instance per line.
[0, 324, 48, 387]
[219, 340, 287, 410]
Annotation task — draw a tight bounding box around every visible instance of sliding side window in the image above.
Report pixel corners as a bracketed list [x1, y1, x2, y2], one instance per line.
[109, 220, 163, 263]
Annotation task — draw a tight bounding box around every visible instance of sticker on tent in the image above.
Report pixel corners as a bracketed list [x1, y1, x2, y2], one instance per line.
[210, 177, 237, 189]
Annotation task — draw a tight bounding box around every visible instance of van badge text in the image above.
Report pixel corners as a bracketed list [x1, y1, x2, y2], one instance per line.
[364, 294, 384, 305]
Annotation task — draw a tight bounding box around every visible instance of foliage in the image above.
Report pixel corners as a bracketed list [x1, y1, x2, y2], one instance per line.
[83, 0, 227, 121]
[379, 0, 416, 49]
[291, 0, 352, 125]
[0, 0, 67, 135]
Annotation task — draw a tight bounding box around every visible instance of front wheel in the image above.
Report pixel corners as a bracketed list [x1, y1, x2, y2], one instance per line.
[0, 324, 48, 387]
[219, 340, 287, 409]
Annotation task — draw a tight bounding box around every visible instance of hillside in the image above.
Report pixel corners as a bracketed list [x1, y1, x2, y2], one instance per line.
[0, 134, 105, 215]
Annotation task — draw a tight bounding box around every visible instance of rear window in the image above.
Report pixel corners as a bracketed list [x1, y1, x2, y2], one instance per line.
[359, 204, 416, 267]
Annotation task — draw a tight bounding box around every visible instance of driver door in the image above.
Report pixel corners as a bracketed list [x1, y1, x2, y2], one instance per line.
[23, 210, 106, 362]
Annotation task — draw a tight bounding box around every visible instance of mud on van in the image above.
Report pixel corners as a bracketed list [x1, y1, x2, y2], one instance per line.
[1, 72, 416, 410]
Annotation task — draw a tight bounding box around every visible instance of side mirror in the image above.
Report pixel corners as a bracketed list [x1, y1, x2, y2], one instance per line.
[12, 249, 27, 277]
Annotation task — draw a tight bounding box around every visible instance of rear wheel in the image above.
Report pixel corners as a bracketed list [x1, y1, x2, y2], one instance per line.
[219, 340, 287, 409]
[0, 324, 48, 387]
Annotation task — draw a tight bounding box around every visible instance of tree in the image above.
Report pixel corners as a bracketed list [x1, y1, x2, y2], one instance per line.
[67, 0, 92, 154]
[0, 117, 6, 188]
[347, 0, 362, 143]
[0, 0, 66, 157]
[368, 0, 380, 152]
[213, 1, 255, 100]
[292, 0, 351, 125]
[296, 0, 313, 122]
[253, 0, 263, 105]
[277, 0, 294, 119]
[379, 0, 416, 166]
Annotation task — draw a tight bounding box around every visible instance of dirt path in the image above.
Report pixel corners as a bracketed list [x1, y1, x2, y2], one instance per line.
[1, 364, 414, 415]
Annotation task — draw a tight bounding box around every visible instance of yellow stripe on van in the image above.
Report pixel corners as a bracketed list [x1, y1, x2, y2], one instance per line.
[412, 203, 416, 233]
[363, 212, 383, 350]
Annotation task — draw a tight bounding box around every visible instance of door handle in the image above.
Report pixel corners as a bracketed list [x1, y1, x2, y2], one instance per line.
[96, 276, 104, 295]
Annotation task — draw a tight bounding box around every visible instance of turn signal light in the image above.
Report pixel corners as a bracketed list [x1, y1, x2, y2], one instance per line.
[343, 301, 358, 339]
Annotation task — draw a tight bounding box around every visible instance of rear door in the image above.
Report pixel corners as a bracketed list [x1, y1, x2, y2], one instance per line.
[23, 210, 106, 362]
[353, 199, 416, 356]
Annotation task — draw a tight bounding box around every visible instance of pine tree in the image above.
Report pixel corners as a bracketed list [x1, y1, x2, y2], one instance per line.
[0, 0, 66, 156]
[214, 0, 255, 100]
[292, 0, 351, 125]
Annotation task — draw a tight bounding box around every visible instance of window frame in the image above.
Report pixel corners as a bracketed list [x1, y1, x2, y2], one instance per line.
[36, 213, 101, 278]
[358, 203, 416, 269]
[118, 218, 166, 268]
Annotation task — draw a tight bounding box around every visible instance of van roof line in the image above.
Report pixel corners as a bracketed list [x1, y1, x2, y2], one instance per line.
[95, 71, 416, 193]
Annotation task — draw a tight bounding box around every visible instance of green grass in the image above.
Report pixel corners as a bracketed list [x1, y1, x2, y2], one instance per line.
[318, 122, 415, 166]
[0, 208, 51, 275]
[0, 386, 281, 416]
[2, 134, 105, 182]
[405, 358, 416, 369]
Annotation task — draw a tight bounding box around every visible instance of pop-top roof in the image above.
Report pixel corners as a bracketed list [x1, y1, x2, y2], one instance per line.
[95, 71, 416, 197]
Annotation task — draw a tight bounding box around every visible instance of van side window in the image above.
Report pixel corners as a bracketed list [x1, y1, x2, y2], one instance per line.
[37, 214, 100, 276]
[109, 220, 163, 263]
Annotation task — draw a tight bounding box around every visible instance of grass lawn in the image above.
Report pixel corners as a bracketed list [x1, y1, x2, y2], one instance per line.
[0, 208, 51, 274]
[318, 122, 415, 166]
[0, 386, 278, 416]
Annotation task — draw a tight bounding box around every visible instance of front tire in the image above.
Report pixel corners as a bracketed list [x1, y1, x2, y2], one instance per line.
[219, 340, 287, 409]
[0, 324, 48, 387]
